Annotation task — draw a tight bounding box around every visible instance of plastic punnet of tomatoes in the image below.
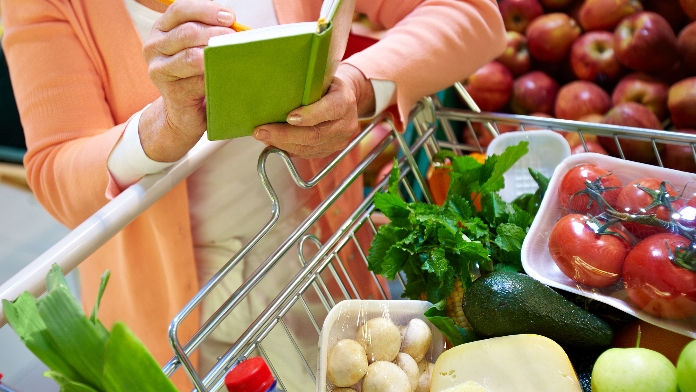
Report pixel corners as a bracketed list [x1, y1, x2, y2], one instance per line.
[521, 152, 696, 340]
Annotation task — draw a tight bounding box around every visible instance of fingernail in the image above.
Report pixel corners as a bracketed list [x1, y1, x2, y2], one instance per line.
[217, 11, 234, 25]
[287, 114, 302, 125]
[254, 129, 269, 141]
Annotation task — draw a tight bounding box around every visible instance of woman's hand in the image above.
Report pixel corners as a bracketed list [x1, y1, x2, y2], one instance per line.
[140, 0, 235, 162]
[252, 64, 379, 159]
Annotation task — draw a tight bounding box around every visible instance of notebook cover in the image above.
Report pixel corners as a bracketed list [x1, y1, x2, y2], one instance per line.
[204, 31, 316, 140]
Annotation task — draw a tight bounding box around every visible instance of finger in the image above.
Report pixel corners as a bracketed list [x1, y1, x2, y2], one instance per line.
[286, 79, 354, 127]
[266, 141, 338, 159]
[153, 23, 234, 57]
[148, 46, 206, 81]
[157, 75, 206, 105]
[157, 0, 236, 32]
[254, 121, 347, 147]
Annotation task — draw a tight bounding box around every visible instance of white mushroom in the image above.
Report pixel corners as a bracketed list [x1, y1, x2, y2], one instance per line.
[394, 353, 419, 392]
[327, 339, 369, 387]
[355, 317, 402, 363]
[415, 361, 434, 392]
[401, 318, 432, 363]
[332, 388, 358, 392]
[362, 361, 411, 392]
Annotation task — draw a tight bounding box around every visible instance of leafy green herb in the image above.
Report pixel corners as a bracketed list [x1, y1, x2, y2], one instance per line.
[368, 142, 539, 344]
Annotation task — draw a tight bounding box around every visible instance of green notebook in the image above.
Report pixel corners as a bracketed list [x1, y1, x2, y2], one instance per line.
[204, 0, 356, 140]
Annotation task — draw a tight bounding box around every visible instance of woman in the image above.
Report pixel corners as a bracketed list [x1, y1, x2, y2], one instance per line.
[1, 0, 506, 389]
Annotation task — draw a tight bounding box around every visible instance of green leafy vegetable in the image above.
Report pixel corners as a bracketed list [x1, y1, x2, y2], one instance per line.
[2, 264, 178, 392]
[103, 322, 178, 392]
[368, 142, 542, 345]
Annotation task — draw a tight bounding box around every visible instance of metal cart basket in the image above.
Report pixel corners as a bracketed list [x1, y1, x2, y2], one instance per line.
[1, 82, 696, 392]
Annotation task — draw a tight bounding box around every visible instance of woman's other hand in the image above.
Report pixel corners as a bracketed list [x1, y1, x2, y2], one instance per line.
[252, 64, 379, 159]
[140, 0, 235, 162]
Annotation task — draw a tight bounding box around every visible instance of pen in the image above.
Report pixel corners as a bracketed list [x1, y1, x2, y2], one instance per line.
[154, 0, 252, 32]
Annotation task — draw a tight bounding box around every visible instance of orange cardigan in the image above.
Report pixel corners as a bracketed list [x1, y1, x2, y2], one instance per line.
[1, 0, 505, 389]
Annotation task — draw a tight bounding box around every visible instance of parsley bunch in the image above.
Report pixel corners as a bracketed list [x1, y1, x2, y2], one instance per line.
[367, 142, 534, 305]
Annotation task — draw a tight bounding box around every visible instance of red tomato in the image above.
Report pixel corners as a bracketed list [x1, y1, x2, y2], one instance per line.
[679, 196, 696, 229]
[548, 214, 633, 287]
[558, 164, 623, 216]
[615, 178, 684, 239]
[623, 233, 696, 319]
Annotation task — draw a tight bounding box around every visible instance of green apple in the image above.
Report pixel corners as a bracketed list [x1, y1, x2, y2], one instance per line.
[591, 347, 678, 392]
[678, 340, 696, 392]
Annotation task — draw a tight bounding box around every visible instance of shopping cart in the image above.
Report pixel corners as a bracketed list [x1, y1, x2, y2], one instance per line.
[1, 82, 696, 392]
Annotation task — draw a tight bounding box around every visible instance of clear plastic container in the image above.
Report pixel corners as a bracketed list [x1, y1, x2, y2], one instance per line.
[317, 300, 445, 392]
[522, 152, 696, 339]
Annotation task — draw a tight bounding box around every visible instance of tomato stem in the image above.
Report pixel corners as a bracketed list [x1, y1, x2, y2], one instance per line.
[667, 241, 696, 272]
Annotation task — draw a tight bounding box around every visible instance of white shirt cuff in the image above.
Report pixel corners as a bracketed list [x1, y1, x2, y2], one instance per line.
[107, 106, 176, 190]
[360, 79, 396, 120]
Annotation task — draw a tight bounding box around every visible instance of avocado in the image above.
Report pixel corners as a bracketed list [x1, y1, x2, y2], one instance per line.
[462, 271, 614, 350]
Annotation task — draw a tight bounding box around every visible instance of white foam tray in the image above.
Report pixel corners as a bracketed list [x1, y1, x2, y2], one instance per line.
[317, 300, 445, 392]
[521, 152, 696, 339]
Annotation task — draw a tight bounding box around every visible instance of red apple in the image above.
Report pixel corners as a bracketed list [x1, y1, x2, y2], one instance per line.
[598, 102, 665, 163]
[496, 31, 531, 77]
[611, 73, 669, 120]
[497, 0, 545, 34]
[579, 0, 643, 31]
[540, 0, 574, 9]
[510, 71, 560, 115]
[614, 12, 680, 73]
[571, 140, 609, 155]
[668, 77, 696, 128]
[681, 0, 696, 20]
[462, 61, 513, 112]
[567, 0, 584, 22]
[526, 13, 582, 63]
[577, 113, 605, 123]
[554, 81, 612, 120]
[463, 122, 517, 148]
[570, 31, 623, 85]
[663, 129, 696, 173]
[643, 0, 690, 33]
[678, 21, 696, 75]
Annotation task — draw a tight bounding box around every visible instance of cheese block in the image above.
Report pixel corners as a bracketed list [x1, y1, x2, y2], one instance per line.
[430, 334, 582, 392]
[441, 380, 489, 391]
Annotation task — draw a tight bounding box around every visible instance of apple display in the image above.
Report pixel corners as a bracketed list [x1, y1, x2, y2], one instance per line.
[579, 0, 643, 31]
[540, 0, 574, 9]
[463, 122, 517, 148]
[681, 0, 696, 20]
[462, 61, 514, 112]
[663, 129, 696, 173]
[570, 31, 623, 85]
[496, 31, 531, 77]
[677, 340, 696, 392]
[592, 347, 679, 392]
[497, 0, 544, 34]
[510, 71, 559, 115]
[614, 12, 679, 73]
[612, 73, 669, 120]
[526, 13, 582, 63]
[668, 77, 696, 129]
[678, 21, 696, 75]
[554, 80, 612, 120]
[599, 101, 665, 164]
[643, 0, 690, 33]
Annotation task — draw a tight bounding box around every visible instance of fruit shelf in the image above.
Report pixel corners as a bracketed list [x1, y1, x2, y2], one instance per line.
[1, 83, 695, 392]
